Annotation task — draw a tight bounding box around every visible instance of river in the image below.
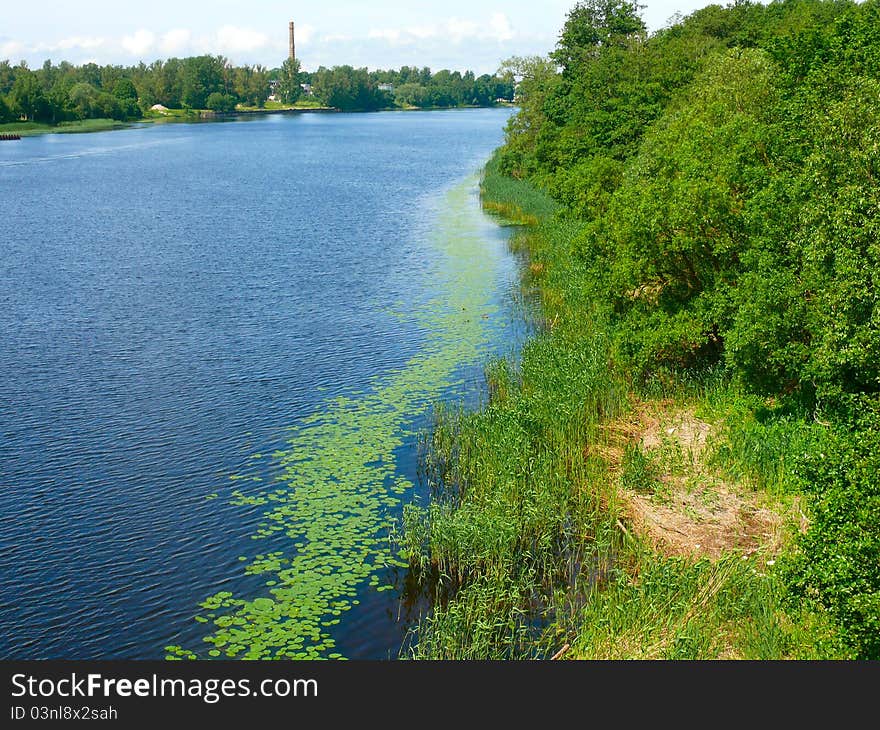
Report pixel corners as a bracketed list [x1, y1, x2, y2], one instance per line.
[0, 107, 530, 659]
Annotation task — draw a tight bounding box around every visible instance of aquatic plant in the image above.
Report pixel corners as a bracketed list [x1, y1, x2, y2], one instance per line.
[167, 177, 517, 659]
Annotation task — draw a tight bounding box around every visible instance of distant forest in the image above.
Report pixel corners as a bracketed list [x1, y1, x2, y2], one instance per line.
[0, 55, 516, 122]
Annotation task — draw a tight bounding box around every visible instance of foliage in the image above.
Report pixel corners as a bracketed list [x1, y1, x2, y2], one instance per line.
[180, 55, 227, 109]
[0, 93, 12, 123]
[779, 401, 880, 659]
[305, 65, 512, 111]
[205, 92, 237, 113]
[276, 57, 302, 105]
[0, 54, 513, 128]
[310, 65, 390, 111]
[495, 55, 562, 179]
[551, 0, 647, 74]
[10, 71, 50, 122]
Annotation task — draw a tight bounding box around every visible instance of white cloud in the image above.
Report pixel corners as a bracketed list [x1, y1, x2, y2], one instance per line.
[366, 15, 518, 47]
[294, 24, 315, 46]
[447, 19, 479, 43]
[121, 29, 156, 57]
[368, 29, 402, 43]
[319, 33, 352, 44]
[489, 13, 515, 43]
[160, 28, 191, 56]
[406, 26, 438, 41]
[0, 40, 25, 58]
[214, 25, 269, 54]
[52, 36, 106, 52]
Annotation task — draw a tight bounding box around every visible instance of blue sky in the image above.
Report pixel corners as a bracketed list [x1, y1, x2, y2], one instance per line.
[3, 1, 718, 74]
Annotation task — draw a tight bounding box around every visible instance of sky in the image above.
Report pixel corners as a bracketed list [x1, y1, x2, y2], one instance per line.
[2, 1, 720, 74]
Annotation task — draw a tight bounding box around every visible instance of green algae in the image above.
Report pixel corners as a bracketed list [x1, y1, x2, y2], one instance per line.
[166, 176, 511, 660]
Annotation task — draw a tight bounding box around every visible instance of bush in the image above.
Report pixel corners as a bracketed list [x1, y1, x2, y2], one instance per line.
[205, 92, 238, 113]
[780, 400, 880, 659]
[0, 94, 12, 123]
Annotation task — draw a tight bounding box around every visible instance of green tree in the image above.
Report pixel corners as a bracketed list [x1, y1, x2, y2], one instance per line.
[0, 94, 12, 122]
[496, 56, 561, 178]
[551, 0, 647, 73]
[728, 76, 880, 404]
[781, 409, 880, 659]
[232, 64, 269, 107]
[0, 61, 15, 95]
[112, 78, 141, 119]
[393, 82, 429, 107]
[181, 55, 225, 109]
[68, 82, 100, 119]
[77, 62, 103, 89]
[112, 78, 138, 102]
[148, 58, 184, 107]
[597, 48, 780, 373]
[10, 71, 50, 122]
[277, 57, 302, 104]
[311, 66, 388, 111]
[45, 82, 73, 124]
[205, 92, 237, 112]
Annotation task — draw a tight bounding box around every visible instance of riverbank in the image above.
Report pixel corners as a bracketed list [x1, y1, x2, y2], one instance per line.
[395, 154, 851, 660]
[0, 118, 132, 137]
[180, 101, 335, 118]
[0, 104, 335, 138]
[0, 102, 513, 138]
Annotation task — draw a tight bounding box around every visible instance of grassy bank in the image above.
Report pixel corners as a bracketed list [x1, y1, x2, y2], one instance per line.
[396, 155, 851, 660]
[1, 101, 492, 138]
[0, 118, 132, 136]
[0, 104, 334, 137]
[232, 99, 330, 112]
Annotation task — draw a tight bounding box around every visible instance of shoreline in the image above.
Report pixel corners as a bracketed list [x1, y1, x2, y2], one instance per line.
[1, 103, 515, 138]
[0, 106, 335, 138]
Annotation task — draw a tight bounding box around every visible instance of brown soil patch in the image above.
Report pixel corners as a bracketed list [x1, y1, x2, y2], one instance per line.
[603, 401, 790, 561]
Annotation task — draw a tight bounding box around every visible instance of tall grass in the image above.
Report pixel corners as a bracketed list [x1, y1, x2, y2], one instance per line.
[398, 163, 632, 657]
[558, 554, 845, 660]
[703, 391, 826, 494]
[479, 154, 558, 226]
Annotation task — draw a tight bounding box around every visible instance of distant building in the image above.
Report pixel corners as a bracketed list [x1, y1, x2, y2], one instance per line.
[300, 83, 313, 96]
[378, 83, 394, 93]
[267, 79, 280, 102]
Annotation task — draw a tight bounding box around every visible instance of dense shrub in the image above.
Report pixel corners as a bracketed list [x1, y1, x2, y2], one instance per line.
[486, 0, 880, 656]
[780, 401, 880, 659]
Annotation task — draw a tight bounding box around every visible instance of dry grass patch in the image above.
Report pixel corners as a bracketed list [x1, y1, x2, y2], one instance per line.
[602, 399, 791, 561]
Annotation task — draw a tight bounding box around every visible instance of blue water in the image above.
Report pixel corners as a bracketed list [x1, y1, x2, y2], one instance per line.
[0, 108, 525, 659]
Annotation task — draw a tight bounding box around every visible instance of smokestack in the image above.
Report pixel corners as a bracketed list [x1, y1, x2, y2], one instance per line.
[289, 21, 295, 62]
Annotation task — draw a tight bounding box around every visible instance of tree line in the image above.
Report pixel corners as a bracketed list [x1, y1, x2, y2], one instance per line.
[0, 55, 514, 123]
[497, 0, 880, 658]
